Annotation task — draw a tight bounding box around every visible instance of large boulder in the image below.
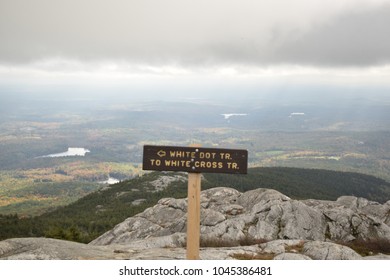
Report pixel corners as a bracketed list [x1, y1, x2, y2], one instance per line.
[0, 238, 115, 260]
[302, 241, 362, 260]
[92, 187, 390, 246]
[303, 198, 390, 242]
[336, 196, 390, 226]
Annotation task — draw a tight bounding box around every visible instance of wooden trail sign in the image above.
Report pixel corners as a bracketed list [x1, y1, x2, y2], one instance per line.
[142, 145, 248, 260]
[143, 145, 248, 174]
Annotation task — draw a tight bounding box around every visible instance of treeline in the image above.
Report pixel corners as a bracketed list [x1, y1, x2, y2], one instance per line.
[1, 167, 389, 244]
[0, 172, 190, 243]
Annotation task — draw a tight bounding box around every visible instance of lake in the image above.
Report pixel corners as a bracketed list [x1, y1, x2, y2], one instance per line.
[40, 148, 90, 158]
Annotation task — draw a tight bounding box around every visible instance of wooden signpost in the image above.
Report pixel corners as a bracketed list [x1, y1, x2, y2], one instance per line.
[142, 145, 248, 259]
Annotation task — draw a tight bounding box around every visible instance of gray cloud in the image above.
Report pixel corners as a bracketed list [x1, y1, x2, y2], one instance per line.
[272, 6, 390, 66]
[1, 0, 390, 67]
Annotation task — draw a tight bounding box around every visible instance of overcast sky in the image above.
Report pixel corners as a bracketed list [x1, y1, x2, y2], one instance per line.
[1, 0, 390, 96]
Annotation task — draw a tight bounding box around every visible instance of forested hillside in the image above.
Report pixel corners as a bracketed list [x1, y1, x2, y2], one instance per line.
[206, 167, 390, 202]
[1, 167, 389, 243]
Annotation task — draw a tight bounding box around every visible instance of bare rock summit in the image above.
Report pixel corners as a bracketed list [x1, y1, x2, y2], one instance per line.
[91, 187, 390, 246]
[1, 187, 390, 260]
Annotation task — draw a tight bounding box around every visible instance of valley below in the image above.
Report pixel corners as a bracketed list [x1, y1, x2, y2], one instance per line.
[0, 92, 390, 260]
[0, 93, 389, 217]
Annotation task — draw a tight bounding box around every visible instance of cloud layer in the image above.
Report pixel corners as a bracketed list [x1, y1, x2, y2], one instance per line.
[1, 0, 390, 67]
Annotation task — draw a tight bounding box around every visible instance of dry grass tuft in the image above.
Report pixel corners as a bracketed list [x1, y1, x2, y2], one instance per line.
[200, 236, 268, 248]
[285, 240, 305, 253]
[231, 252, 275, 260]
[337, 238, 390, 256]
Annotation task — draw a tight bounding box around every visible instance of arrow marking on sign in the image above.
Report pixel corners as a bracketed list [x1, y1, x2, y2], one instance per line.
[157, 150, 166, 157]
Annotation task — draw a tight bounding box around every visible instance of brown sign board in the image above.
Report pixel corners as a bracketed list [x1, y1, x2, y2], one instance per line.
[143, 145, 248, 174]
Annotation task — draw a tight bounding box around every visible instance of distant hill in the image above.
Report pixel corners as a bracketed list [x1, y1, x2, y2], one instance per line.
[205, 167, 390, 203]
[1, 167, 389, 243]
